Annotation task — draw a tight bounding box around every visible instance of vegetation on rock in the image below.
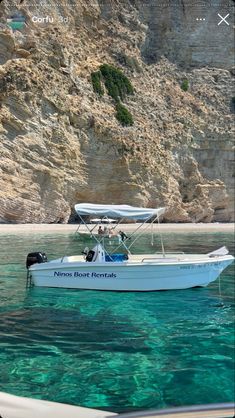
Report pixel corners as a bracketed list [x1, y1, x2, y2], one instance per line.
[115, 102, 134, 126]
[91, 64, 134, 126]
[181, 79, 189, 91]
[99, 64, 134, 101]
[91, 71, 104, 96]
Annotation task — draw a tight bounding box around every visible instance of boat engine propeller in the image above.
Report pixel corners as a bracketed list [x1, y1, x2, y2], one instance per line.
[26, 252, 48, 269]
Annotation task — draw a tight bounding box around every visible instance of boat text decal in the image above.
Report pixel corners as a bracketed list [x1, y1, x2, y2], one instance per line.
[53, 271, 117, 278]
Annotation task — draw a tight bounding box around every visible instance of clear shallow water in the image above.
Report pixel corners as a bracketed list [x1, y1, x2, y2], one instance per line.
[0, 232, 234, 413]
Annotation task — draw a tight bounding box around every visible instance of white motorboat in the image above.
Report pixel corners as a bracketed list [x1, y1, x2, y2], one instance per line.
[26, 204, 234, 291]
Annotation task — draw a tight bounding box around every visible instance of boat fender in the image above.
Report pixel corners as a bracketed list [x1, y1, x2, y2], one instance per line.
[26, 252, 47, 269]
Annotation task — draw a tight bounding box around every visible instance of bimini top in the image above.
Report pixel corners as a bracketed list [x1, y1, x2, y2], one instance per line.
[74, 203, 165, 221]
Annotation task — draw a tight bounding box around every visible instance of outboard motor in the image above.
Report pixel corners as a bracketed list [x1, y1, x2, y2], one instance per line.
[85, 244, 105, 263]
[26, 252, 47, 269]
[86, 250, 96, 262]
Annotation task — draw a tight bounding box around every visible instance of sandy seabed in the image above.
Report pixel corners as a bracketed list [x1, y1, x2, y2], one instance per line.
[0, 223, 234, 235]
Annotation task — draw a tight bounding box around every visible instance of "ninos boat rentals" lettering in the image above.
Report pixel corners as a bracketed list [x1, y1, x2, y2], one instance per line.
[53, 271, 117, 278]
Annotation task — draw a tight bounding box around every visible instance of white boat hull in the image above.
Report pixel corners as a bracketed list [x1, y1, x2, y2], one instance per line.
[29, 256, 234, 291]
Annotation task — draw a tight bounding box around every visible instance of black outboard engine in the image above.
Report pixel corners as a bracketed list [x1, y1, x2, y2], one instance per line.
[86, 250, 95, 262]
[26, 252, 47, 269]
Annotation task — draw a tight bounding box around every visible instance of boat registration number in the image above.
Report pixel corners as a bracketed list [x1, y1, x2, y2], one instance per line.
[180, 262, 222, 270]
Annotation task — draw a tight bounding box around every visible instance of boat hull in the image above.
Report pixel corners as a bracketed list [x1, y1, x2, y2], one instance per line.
[29, 256, 234, 291]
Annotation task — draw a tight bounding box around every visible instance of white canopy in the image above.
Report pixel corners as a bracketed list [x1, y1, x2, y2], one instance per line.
[75, 203, 165, 221]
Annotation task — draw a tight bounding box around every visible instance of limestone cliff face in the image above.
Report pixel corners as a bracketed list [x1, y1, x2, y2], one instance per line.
[0, 0, 234, 223]
[137, 0, 234, 69]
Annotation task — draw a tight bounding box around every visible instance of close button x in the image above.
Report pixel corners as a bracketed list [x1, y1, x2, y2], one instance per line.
[218, 13, 230, 26]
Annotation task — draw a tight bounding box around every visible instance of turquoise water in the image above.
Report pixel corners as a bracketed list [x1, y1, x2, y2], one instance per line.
[0, 232, 234, 413]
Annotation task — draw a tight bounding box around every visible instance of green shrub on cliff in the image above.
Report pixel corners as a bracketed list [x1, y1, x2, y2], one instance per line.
[181, 79, 189, 92]
[100, 64, 134, 101]
[91, 71, 104, 96]
[115, 103, 133, 126]
[91, 64, 134, 126]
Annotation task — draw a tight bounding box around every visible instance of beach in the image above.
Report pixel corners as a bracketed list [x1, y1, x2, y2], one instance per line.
[0, 223, 234, 235]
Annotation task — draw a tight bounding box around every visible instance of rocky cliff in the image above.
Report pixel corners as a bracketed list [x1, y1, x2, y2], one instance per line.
[0, 0, 234, 223]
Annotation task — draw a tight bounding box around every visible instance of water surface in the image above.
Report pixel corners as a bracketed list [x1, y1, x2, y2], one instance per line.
[0, 232, 234, 413]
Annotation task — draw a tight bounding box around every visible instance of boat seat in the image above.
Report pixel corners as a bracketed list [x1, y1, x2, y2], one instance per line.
[105, 254, 129, 262]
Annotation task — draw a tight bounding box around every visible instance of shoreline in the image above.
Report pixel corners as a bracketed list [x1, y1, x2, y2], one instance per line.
[0, 223, 234, 235]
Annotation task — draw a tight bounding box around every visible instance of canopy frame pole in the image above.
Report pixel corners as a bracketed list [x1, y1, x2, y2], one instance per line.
[151, 221, 154, 246]
[75, 207, 166, 258]
[76, 222, 96, 237]
[108, 217, 122, 233]
[157, 215, 165, 257]
[109, 218, 133, 255]
[124, 215, 157, 251]
[110, 216, 152, 255]
[77, 215, 116, 260]
[78, 215, 101, 246]
[90, 223, 99, 234]
[126, 214, 165, 256]
[110, 239, 131, 255]
[99, 216, 122, 234]
[100, 216, 114, 235]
